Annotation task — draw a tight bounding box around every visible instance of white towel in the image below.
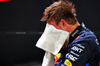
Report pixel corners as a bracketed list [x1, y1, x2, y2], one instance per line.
[36, 23, 69, 66]
[36, 24, 69, 55]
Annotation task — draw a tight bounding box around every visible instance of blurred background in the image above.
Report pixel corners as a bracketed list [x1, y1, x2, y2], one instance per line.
[0, 0, 100, 66]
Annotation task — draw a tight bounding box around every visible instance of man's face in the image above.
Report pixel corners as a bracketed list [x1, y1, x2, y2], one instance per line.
[47, 19, 70, 49]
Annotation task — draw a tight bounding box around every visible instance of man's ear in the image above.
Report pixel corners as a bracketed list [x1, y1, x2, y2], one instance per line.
[61, 19, 67, 27]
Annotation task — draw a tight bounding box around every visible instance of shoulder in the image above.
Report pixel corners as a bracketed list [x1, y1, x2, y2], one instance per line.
[79, 28, 99, 47]
[72, 28, 99, 53]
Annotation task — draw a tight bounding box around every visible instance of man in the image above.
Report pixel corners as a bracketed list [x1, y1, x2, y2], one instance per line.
[36, 0, 99, 66]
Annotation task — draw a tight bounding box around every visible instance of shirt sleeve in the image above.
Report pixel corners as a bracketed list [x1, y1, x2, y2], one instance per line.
[54, 40, 91, 66]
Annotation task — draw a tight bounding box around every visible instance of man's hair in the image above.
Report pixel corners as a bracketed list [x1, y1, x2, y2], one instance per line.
[41, 0, 77, 25]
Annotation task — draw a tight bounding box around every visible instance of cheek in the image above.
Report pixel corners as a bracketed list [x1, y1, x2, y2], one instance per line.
[58, 26, 63, 30]
[55, 24, 63, 30]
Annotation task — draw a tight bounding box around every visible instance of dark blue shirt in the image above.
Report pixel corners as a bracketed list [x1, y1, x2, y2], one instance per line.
[54, 23, 99, 66]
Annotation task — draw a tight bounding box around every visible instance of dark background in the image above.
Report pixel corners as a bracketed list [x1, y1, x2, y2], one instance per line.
[0, 0, 100, 65]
